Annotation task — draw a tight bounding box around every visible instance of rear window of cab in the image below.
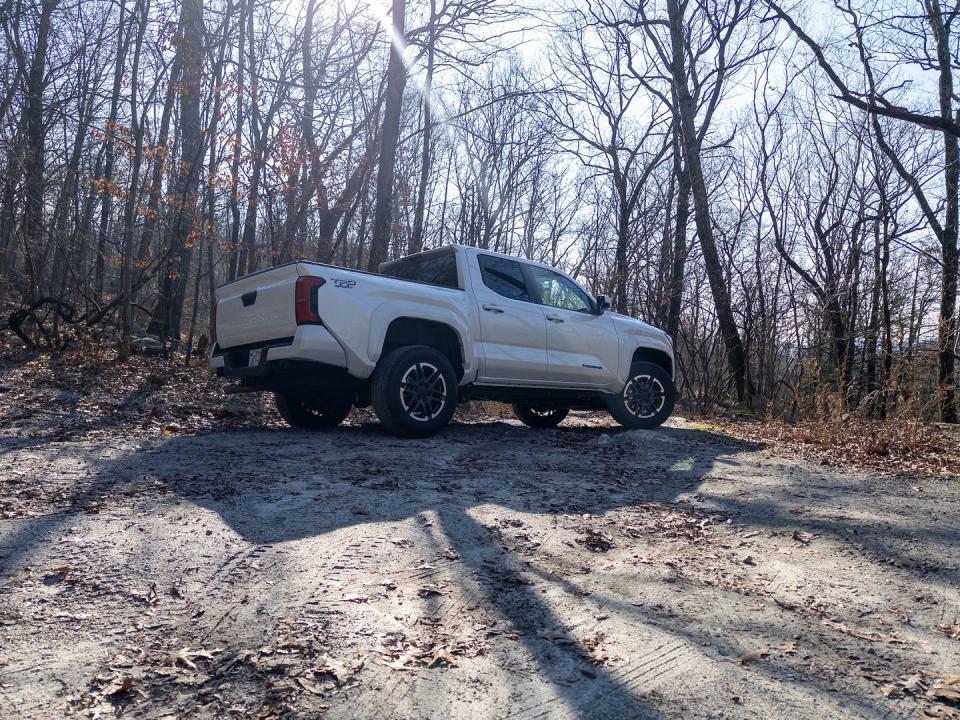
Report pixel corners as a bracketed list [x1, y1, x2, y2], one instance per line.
[380, 250, 460, 289]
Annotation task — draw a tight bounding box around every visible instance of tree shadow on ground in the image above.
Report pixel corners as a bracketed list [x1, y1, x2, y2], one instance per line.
[2, 418, 948, 718]
[3, 420, 747, 718]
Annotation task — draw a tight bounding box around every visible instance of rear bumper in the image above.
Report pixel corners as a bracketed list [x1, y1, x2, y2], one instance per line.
[211, 325, 348, 378]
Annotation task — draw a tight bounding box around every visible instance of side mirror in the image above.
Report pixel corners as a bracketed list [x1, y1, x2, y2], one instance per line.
[594, 294, 610, 315]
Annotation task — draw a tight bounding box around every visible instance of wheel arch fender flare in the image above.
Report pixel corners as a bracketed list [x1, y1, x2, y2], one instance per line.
[619, 338, 675, 385]
[367, 302, 476, 380]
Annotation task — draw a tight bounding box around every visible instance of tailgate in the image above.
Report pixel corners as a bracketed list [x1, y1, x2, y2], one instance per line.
[216, 264, 303, 348]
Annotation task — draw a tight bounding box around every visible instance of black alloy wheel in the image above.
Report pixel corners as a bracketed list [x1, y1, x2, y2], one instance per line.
[372, 345, 458, 437]
[624, 374, 666, 419]
[606, 361, 675, 430]
[399, 361, 448, 422]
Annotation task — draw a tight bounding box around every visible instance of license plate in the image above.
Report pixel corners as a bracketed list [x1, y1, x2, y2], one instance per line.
[248, 348, 262, 367]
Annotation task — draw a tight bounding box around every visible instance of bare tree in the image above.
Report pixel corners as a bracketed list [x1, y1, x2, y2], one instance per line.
[766, 0, 960, 420]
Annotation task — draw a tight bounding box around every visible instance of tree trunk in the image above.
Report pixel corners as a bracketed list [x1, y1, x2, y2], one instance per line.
[0, 117, 25, 281]
[613, 177, 629, 313]
[201, 0, 234, 339]
[666, 0, 748, 402]
[367, 0, 406, 271]
[226, 3, 245, 282]
[150, 0, 205, 344]
[667, 124, 689, 341]
[236, 0, 264, 276]
[864, 218, 882, 408]
[21, 0, 58, 301]
[94, 0, 129, 302]
[409, 0, 435, 255]
[138, 64, 178, 263]
[118, 0, 148, 359]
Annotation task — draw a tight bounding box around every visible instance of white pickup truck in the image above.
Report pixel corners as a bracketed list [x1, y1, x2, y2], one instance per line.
[211, 244, 675, 437]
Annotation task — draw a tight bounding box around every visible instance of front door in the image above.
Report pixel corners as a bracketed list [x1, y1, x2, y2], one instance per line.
[472, 254, 547, 383]
[525, 264, 619, 387]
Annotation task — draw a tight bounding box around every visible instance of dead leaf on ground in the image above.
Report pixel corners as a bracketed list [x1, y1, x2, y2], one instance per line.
[551, 671, 579, 686]
[737, 647, 770, 665]
[418, 583, 449, 598]
[922, 706, 960, 719]
[384, 651, 419, 671]
[928, 676, 960, 706]
[822, 619, 905, 646]
[576, 528, 615, 552]
[582, 633, 617, 665]
[98, 674, 134, 697]
[937, 624, 960, 640]
[351, 506, 369, 515]
[297, 676, 326, 695]
[536, 629, 574, 645]
[875, 671, 929, 700]
[427, 646, 458, 668]
[164, 647, 221, 670]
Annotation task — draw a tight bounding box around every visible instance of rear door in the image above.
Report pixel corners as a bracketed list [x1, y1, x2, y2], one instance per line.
[471, 254, 547, 383]
[525, 264, 619, 387]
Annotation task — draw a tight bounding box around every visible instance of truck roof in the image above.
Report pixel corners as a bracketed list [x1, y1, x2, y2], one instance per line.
[219, 243, 582, 292]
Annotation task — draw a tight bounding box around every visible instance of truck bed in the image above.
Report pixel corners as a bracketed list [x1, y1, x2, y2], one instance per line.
[214, 257, 464, 351]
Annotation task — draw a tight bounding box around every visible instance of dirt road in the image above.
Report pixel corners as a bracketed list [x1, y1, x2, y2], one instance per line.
[1, 412, 959, 719]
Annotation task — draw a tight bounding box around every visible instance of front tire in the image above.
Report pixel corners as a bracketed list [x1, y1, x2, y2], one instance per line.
[371, 345, 458, 437]
[512, 404, 569, 428]
[606, 361, 675, 430]
[275, 393, 352, 429]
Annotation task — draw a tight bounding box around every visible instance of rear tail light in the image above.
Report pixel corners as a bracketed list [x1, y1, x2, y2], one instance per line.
[295, 276, 325, 325]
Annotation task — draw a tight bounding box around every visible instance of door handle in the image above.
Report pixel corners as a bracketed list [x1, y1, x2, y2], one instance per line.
[546, 314, 565, 323]
[482, 304, 505, 314]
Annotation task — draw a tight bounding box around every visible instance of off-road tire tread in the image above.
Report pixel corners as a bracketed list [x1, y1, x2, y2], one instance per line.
[371, 345, 458, 438]
[607, 361, 675, 430]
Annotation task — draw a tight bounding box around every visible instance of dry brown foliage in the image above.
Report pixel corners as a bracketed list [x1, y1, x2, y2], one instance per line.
[0, 346, 283, 440]
[712, 414, 960, 480]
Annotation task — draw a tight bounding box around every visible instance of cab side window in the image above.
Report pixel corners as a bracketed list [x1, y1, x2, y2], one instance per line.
[477, 254, 530, 301]
[527, 265, 593, 313]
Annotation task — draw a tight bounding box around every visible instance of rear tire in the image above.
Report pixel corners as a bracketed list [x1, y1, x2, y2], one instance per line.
[606, 361, 675, 430]
[371, 345, 458, 438]
[275, 393, 352, 429]
[512, 404, 569, 428]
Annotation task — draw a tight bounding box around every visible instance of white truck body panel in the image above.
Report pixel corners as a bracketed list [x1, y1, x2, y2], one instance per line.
[211, 245, 673, 395]
[215, 263, 303, 348]
[467, 252, 548, 384]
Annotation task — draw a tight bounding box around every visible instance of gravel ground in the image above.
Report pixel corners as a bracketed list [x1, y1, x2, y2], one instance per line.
[1, 409, 959, 719]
